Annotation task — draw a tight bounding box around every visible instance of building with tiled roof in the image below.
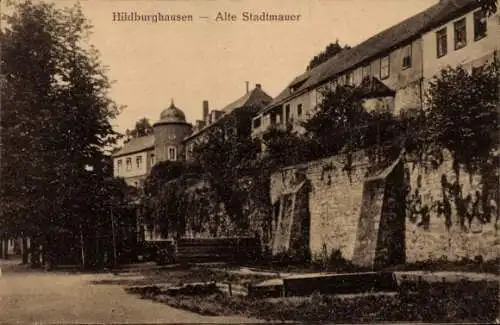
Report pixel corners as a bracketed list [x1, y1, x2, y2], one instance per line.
[183, 84, 272, 161]
[112, 84, 272, 186]
[251, 0, 498, 141]
[112, 100, 192, 187]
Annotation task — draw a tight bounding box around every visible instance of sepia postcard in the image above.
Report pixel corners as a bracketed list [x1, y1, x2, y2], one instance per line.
[0, 0, 498, 323]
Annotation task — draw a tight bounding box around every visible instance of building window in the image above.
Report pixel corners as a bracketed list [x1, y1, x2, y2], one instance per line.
[474, 10, 487, 41]
[297, 104, 303, 117]
[270, 113, 277, 125]
[117, 159, 122, 173]
[150, 154, 155, 166]
[345, 71, 353, 85]
[436, 28, 447, 58]
[362, 65, 371, 80]
[125, 158, 132, 171]
[380, 56, 390, 79]
[136, 155, 143, 169]
[402, 44, 412, 69]
[168, 147, 177, 161]
[168, 133, 177, 141]
[253, 117, 261, 129]
[285, 105, 290, 123]
[454, 18, 467, 50]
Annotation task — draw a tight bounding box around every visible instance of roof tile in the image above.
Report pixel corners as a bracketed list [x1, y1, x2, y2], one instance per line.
[264, 0, 475, 112]
[112, 135, 155, 157]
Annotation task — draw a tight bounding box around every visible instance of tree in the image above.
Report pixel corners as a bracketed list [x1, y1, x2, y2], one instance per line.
[302, 85, 371, 157]
[142, 160, 204, 238]
[192, 110, 261, 231]
[1, 1, 122, 267]
[125, 117, 153, 141]
[477, 0, 498, 16]
[307, 40, 350, 71]
[260, 124, 313, 168]
[424, 59, 499, 179]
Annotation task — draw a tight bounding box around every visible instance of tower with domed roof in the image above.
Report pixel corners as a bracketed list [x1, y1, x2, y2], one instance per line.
[153, 99, 193, 163]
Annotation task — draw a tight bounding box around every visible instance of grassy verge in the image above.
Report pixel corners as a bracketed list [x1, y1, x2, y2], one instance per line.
[93, 265, 274, 287]
[387, 257, 499, 274]
[246, 255, 499, 275]
[128, 279, 499, 323]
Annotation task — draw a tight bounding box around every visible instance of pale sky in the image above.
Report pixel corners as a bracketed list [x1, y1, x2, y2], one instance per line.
[61, 0, 437, 133]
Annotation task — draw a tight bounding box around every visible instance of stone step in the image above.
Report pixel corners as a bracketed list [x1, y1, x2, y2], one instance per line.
[283, 271, 398, 296]
[248, 278, 285, 298]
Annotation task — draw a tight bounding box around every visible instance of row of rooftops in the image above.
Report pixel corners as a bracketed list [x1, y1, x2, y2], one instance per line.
[113, 0, 480, 159]
[184, 83, 272, 141]
[112, 83, 272, 158]
[259, 0, 477, 115]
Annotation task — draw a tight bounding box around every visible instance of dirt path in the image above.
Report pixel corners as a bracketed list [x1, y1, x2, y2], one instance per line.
[0, 261, 262, 324]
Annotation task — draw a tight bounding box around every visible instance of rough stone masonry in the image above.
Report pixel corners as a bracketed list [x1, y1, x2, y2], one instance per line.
[270, 150, 499, 266]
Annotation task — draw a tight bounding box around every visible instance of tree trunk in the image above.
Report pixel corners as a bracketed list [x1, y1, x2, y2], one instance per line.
[30, 237, 41, 268]
[0, 239, 4, 259]
[21, 237, 29, 264]
[43, 234, 53, 270]
[111, 208, 117, 268]
[79, 224, 85, 270]
[3, 237, 10, 259]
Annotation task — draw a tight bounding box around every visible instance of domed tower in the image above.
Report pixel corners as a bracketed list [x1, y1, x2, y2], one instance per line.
[153, 99, 192, 163]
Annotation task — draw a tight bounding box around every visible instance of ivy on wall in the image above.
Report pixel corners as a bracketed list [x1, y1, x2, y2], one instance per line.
[263, 60, 499, 231]
[142, 59, 499, 239]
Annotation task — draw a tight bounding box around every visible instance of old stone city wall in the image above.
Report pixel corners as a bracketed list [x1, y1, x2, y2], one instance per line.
[270, 150, 499, 263]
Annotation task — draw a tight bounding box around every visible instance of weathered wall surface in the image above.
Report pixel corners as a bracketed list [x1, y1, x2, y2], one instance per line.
[270, 151, 499, 263]
[405, 157, 499, 262]
[270, 152, 371, 261]
[152, 177, 272, 247]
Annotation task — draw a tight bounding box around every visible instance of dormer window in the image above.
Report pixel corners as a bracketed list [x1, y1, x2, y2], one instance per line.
[289, 78, 308, 94]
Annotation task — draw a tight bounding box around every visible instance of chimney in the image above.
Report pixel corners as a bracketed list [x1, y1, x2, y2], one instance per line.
[256, 83, 262, 89]
[195, 120, 205, 131]
[202, 100, 209, 121]
[245, 81, 249, 94]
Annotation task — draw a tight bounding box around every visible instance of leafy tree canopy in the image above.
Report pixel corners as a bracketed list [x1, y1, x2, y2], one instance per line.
[125, 117, 154, 141]
[477, 0, 498, 16]
[0, 0, 125, 265]
[424, 59, 499, 176]
[307, 40, 351, 71]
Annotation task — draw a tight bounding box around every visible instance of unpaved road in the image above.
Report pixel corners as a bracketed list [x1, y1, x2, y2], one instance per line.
[0, 260, 261, 324]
